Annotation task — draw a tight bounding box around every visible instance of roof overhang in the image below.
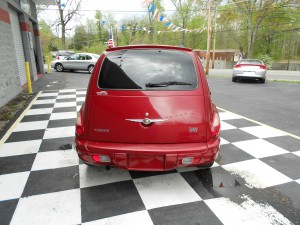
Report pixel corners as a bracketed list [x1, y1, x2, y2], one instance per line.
[33, 0, 56, 6]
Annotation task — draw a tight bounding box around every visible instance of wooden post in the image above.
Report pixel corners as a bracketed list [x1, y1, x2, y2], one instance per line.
[205, 0, 212, 75]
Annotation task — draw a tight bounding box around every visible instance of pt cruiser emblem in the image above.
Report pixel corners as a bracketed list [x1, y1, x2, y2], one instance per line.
[126, 112, 167, 125]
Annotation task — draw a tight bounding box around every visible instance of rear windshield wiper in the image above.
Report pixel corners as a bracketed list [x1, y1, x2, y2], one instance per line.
[145, 81, 192, 88]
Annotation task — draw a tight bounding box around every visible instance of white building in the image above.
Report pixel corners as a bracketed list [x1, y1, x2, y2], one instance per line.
[0, 0, 55, 107]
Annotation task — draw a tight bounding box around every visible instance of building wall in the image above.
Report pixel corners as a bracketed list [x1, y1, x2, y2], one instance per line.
[0, 1, 22, 107]
[0, 0, 44, 107]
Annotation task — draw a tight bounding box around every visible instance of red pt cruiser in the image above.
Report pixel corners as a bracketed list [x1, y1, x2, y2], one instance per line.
[75, 45, 220, 171]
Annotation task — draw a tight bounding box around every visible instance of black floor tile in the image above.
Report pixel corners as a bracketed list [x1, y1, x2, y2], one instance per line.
[149, 201, 223, 225]
[180, 167, 246, 200]
[223, 119, 258, 128]
[261, 153, 300, 180]
[52, 107, 77, 113]
[0, 199, 19, 225]
[47, 119, 76, 128]
[37, 96, 57, 100]
[80, 180, 145, 223]
[217, 144, 255, 165]
[221, 129, 257, 143]
[22, 166, 79, 197]
[5, 130, 45, 142]
[56, 98, 76, 103]
[30, 104, 54, 109]
[39, 137, 74, 152]
[264, 136, 300, 152]
[0, 154, 36, 175]
[58, 92, 76, 96]
[21, 114, 51, 122]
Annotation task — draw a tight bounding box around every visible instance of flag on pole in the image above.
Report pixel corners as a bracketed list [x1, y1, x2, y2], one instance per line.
[108, 26, 115, 48]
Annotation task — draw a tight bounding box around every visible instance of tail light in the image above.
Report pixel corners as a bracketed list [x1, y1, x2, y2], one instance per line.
[76, 110, 84, 136]
[234, 65, 241, 68]
[56, 56, 60, 60]
[260, 65, 267, 70]
[210, 112, 221, 138]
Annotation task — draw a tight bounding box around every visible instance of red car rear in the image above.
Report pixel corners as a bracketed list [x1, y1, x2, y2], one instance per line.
[75, 45, 220, 171]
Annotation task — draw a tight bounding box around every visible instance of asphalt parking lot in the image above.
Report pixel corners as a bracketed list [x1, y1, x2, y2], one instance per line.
[0, 71, 299, 225]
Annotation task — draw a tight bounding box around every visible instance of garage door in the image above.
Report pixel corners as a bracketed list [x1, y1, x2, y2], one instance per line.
[9, 9, 27, 86]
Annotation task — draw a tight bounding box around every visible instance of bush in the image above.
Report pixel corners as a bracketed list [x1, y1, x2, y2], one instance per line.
[257, 54, 273, 69]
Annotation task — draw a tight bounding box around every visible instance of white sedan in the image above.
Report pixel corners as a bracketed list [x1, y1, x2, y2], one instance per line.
[51, 53, 100, 74]
[232, 59, 267, 83]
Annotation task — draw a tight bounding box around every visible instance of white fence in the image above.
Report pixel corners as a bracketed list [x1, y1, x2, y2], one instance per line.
[200, 58, 236, 69]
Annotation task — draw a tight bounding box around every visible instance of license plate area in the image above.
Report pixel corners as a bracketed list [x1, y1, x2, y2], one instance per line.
[128, 154, 164, 170]
[243, 72, 256, 76]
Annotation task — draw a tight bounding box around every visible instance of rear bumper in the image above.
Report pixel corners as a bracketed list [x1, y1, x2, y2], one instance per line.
[232, 70, 266, 79]
[75, 139, 220, 171]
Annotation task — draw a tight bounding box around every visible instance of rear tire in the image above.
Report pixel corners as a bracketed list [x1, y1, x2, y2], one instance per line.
[55, 63, 64, 72]
[260, 78, 265, 83]
[88, 65, 94, 74]
[232, 77, 236, 82]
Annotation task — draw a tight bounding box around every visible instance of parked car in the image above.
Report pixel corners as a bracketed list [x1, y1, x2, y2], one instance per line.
[51, 53, 100, 73]
[55, 50, 75, 60]
[75, 45, 221, 171]
[232, 59, 267, 83]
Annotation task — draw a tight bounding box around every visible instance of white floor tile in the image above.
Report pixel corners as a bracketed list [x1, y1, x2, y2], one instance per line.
[34, 99, 56, 104]
[233, 139, 288, 158]
[79, 164, 131, 188]
[240, 126, 286, 138]
[0, 172, 30, 201]
[223, 159, 292, 188]
[31, 150, 79, 171]
[13, 121, 48, 132]
[54, 102, 77, 108]
[39, 93, 58, 97]
[43, 126, 75, 139]
[57, 95, 76, 99]
[10, 189, 81, 225]
[82, 211, 153, 225]
[220, 137, 230, 145]
[26, 108, 53, 115]
[0, 140, 41, 157]
[134, 173, 201, 210]
[49, 112, 77, 120]
[59, 89, 76, 93]
[293, 151, 300, 157]
[205, 195, 293, 225]
[76, 97, 85, 102]
[76, 91, 86, 95]
[221, 121, 237, 130]
[219, 112, 242, 121]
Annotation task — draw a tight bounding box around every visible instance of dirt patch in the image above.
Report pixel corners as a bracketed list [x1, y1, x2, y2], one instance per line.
[0, 93, 32, 132]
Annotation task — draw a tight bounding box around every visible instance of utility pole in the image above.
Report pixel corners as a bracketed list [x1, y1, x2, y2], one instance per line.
[212, 6, 218, 69]
[205, 0, 212, 75]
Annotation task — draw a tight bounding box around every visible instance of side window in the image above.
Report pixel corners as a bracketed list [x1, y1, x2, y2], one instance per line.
[69, 54, 80, 60]
[78, 55, 86, 60]
[86, 55, 92, 60]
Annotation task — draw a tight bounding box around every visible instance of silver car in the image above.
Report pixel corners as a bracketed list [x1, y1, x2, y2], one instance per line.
[51, 53, 100, 74]
[232, 59, 267, 83]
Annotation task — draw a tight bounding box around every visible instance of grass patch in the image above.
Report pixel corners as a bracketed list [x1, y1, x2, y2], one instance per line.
[0, 93, 31, 131]
[269, 79, 300, 84]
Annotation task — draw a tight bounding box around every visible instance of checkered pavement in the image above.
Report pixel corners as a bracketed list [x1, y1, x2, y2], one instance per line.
[0, 89, 299, 225]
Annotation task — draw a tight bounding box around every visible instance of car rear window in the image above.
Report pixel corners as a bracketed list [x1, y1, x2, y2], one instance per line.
[98, 49, 198, 90]
[240, 60, 262, 64]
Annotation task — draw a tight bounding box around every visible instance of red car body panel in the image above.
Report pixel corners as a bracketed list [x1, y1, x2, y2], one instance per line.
[75, 45, 220, 171]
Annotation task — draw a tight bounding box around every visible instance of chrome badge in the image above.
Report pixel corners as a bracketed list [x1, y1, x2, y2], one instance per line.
[126, 113, 167, 125]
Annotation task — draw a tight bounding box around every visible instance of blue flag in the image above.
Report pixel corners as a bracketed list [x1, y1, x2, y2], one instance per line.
[149, 3, 155, 13]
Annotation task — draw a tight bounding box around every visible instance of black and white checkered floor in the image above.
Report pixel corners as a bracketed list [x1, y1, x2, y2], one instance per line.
[0, 89, 299, 225]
